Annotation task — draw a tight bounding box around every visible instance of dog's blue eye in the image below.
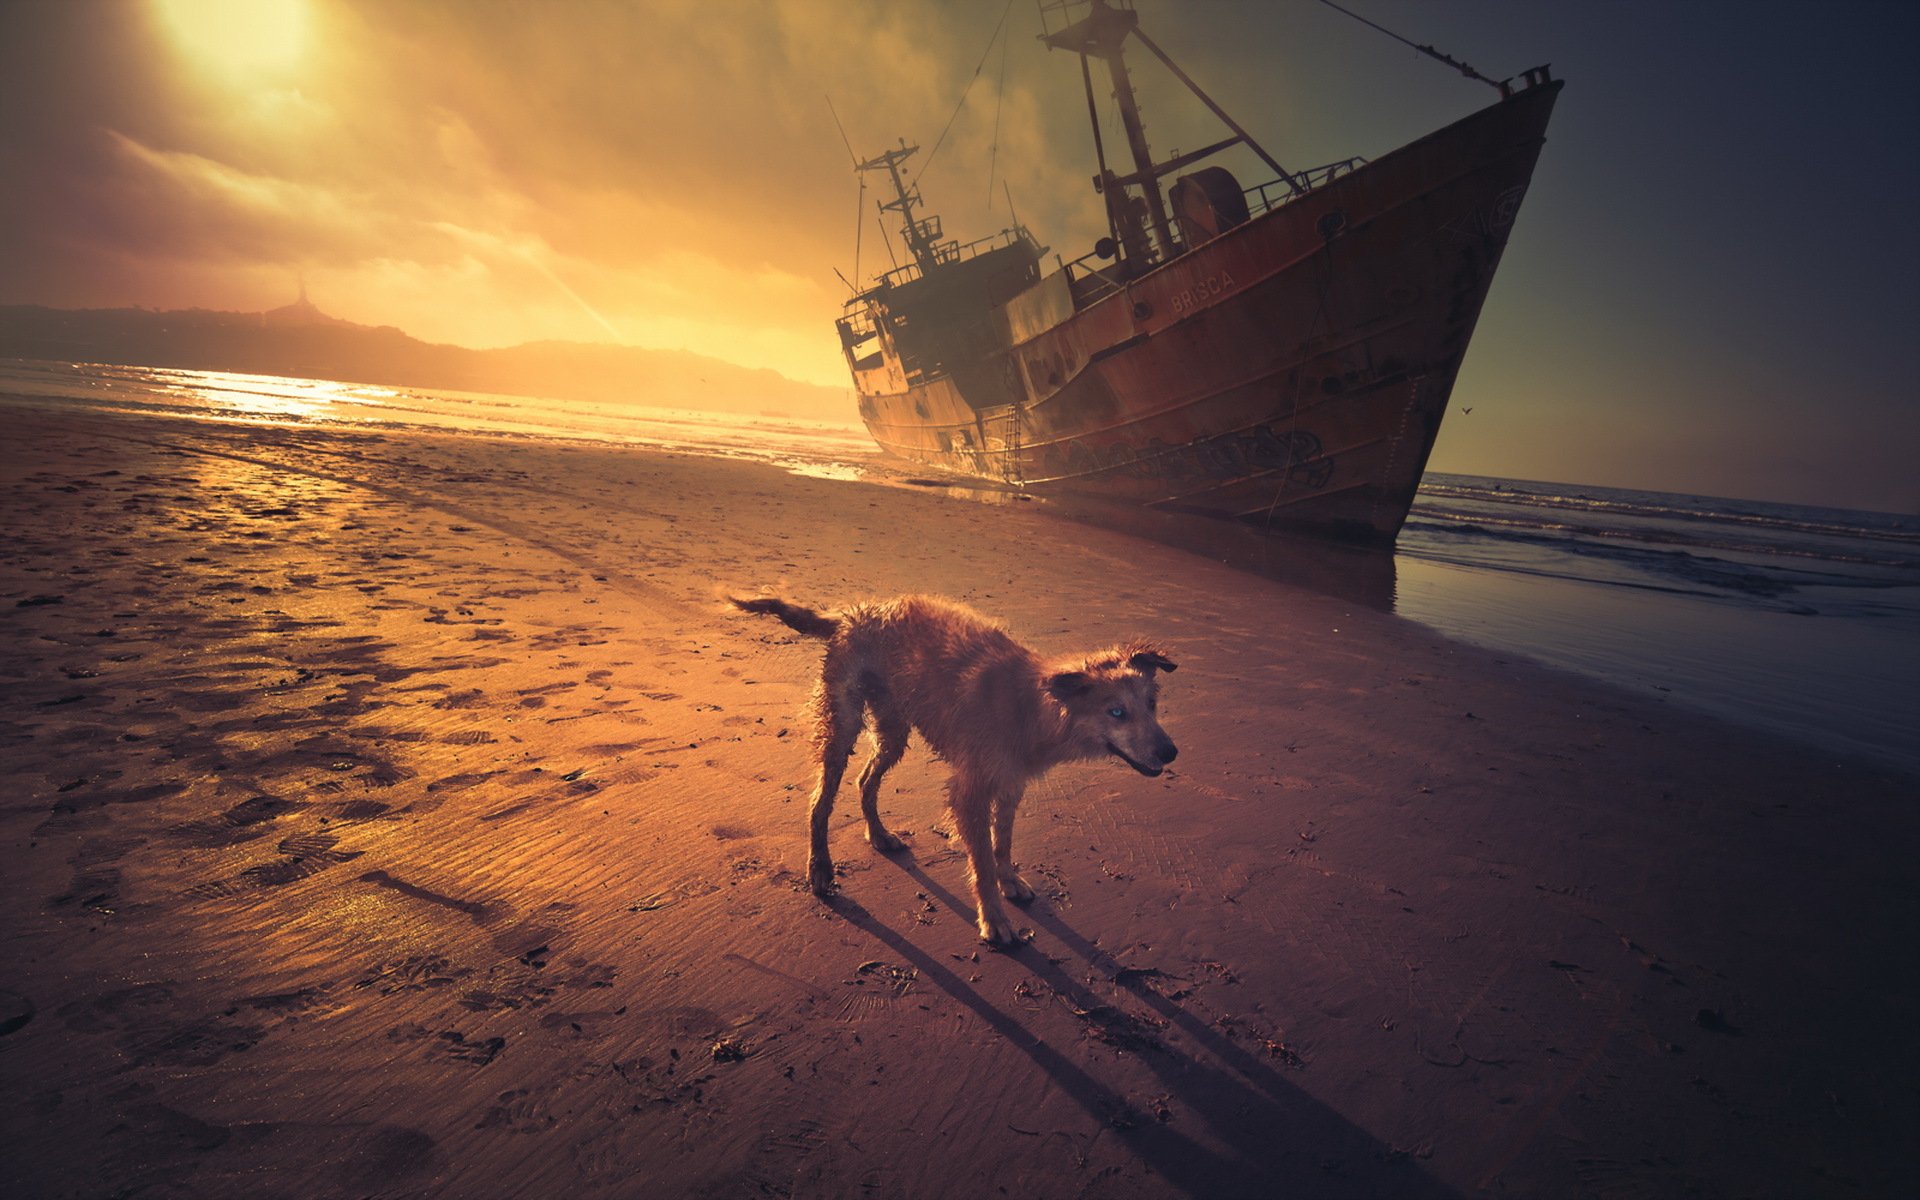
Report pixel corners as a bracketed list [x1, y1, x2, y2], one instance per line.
[1107, 705, 1128, 720]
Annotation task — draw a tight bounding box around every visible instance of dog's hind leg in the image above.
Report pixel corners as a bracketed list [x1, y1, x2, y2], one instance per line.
[951, 775, 1017, 945]
[991, 789, 1035, 904]
[855, 699, 908, 853]
[806, 670, 863, 897]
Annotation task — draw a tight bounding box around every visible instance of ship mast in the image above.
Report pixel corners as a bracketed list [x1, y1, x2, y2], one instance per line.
[1042, 0, 1302, 270]
[857, 141, 946, 275]
[1044, 1, 1174, 263]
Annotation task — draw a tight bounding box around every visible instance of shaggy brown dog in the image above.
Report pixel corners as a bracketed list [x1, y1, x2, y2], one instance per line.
[733, 593, 1178, 944]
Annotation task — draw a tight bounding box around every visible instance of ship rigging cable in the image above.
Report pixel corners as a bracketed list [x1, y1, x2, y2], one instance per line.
[916, 0, 1018, 184]
[824, 94, 865, 293]
[986, 5, 1012, 211]
[1312, 0, 1509, 94]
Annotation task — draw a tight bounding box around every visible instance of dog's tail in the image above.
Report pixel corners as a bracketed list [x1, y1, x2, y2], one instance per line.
[729, 595, 839, 640]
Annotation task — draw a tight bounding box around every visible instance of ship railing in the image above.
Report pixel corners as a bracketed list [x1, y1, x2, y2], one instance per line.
[1057, 155, 1372, 305]
[866, 227, 1031, 291]
[837, 309, 878, 345]
[1060, 253, 1128, 306]
[908, 215, 944, 246]
[1243, 157, 1368, 217]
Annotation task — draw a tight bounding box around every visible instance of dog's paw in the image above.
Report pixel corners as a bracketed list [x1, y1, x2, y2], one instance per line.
[866, 827, 906, 854]
[806, 857, 836, 898]
[976, 911, 1021, 947]
[998, 872, 1035, 904]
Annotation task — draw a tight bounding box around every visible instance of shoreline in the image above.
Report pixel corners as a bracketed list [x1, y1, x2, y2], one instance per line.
[3, 406, 1915, 1197]
[11, 368, 1912, 778]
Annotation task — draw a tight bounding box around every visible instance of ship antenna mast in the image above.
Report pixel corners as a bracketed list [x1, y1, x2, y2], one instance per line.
[858, 142, 945, 274]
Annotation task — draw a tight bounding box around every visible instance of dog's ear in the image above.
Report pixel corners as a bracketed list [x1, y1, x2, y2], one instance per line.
[1127, 647, 1178, 675]
[1045, 670, 1094, 701]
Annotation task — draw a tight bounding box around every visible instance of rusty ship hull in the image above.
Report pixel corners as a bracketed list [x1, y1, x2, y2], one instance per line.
[847, 76, 1561, 541]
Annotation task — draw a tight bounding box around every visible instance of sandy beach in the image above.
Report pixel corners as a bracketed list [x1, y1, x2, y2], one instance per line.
[3, 405, 1915, 1198]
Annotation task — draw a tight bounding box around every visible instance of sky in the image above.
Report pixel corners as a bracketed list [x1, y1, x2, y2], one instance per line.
[1, 0, 1915, 513]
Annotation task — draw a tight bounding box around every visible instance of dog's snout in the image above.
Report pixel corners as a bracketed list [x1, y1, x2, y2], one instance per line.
[1156, 741, 1178, 765]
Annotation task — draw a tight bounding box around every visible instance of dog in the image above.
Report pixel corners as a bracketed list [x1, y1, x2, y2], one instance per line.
[732, 593, 1178, 944]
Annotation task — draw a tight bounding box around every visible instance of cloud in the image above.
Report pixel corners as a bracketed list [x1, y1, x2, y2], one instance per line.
[1, 0, 1115, 384]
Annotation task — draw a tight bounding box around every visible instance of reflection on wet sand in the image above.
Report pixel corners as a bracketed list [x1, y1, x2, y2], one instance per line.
[896, 476, 1398, 611]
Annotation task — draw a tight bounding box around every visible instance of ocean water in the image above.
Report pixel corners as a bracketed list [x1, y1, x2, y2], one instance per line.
[0, 358, 877, 482]
[6, 358, 1916, 775]
[1395, 476, 1919, 774]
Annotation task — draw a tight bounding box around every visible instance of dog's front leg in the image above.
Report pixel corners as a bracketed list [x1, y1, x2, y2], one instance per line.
[952, 778, 1017, 945]
[991, 790, 1034, 904]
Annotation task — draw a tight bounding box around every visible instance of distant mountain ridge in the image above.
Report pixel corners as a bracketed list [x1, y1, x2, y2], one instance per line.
[0, 303, 854, 422]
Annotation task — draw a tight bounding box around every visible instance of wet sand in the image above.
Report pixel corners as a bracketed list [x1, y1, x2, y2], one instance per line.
[2, 405, 1915, 1198]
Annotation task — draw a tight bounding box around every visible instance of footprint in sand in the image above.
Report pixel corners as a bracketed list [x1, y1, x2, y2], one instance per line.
[333, 1127, 443, 1192]
[238, 858, 336, 887]
[474, 1086, 560, 1133]
[226, 795, 302, 824]
[238, 986, 337, 1020]
[56, 983, 264, 1067]
[0, 990, 35, 1036]
[387, 1023, 506, 1066]
[122, 1015, 267, 1068]
[424, 771, 499, 796]
[454, 954, 613, 1014]
[355, 955, 470, 995]
[47, 866, 123, 914]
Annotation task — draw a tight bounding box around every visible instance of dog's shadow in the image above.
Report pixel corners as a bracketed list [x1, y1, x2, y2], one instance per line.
[826, 850, 1460, 1199]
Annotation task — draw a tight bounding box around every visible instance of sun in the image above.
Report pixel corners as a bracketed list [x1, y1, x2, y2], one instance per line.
[152, 0, 310, 79]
